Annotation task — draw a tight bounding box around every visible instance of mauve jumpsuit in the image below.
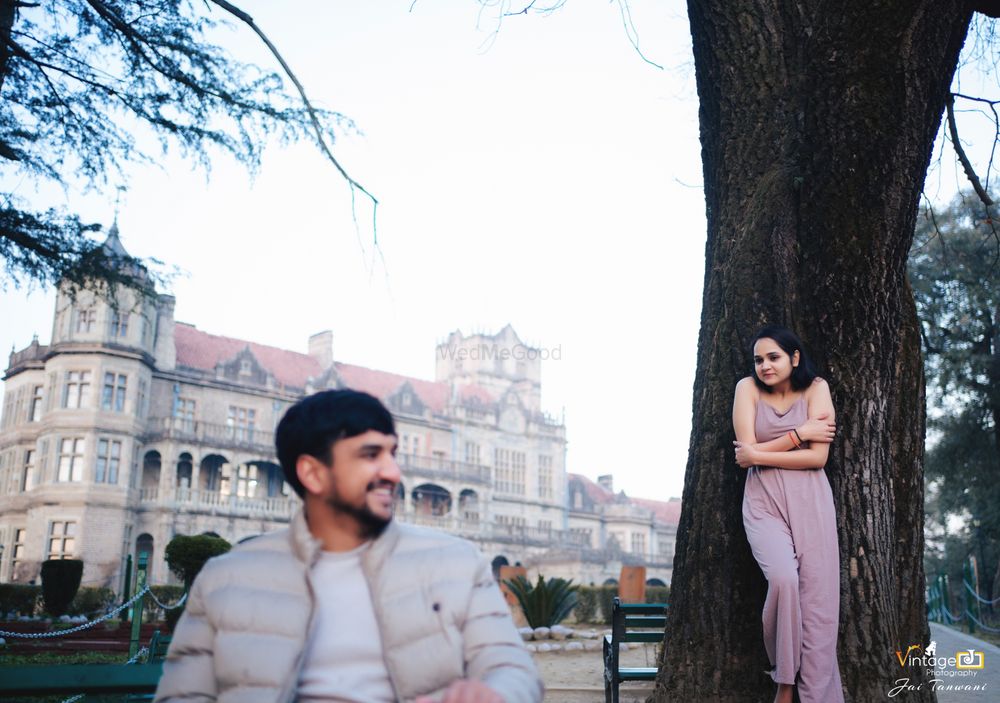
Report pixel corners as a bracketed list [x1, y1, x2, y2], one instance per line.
[742, 396, 844, 702]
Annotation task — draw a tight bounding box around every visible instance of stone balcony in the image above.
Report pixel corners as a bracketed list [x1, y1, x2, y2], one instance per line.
[5, 338, 48, 376]
[398, 512, 590, 549]
[136, 486, 590, 549]
[137, 486, 296, 520]
[396, 452, 491, 486]
[144, 416, 276, 456]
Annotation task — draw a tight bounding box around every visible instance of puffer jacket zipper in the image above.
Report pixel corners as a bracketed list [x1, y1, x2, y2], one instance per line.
[365, 559, 404, 702]
[278, 548, 320, 702]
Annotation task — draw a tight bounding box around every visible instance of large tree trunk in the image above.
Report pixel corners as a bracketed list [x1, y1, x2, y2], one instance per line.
[653, 3, 973, 701]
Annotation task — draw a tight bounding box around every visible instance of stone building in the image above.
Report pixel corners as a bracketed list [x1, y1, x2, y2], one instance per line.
[0, 229, 678, 590]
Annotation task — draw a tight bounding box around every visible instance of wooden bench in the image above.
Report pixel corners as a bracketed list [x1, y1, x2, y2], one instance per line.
[0, 662, 164, 697]
[603, 597, 668, 703]
[146, 629, 172, 663]
[0, 629, 169, 699]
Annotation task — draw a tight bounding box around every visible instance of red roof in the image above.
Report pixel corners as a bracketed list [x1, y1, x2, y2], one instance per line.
[174, 323, 322, 388]
[568, 473, 681, 526]
[173, 323, 497, 409]
[629, 497, 682, 526]
[568, 473, 616, 505]
[335, 362, 450, 412]
[335, 362, 496, 413]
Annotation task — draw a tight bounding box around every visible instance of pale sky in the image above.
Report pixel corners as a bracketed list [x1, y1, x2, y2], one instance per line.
[0, 1, 981, 501]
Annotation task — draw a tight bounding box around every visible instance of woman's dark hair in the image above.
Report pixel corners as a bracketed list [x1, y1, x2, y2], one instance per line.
[750, 325, 819, 392]
[275, 389, 396, 497]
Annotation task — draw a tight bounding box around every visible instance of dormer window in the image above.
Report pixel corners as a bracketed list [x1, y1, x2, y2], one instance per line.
[402, 392, 412, 405]
[240, 359, 252, 375]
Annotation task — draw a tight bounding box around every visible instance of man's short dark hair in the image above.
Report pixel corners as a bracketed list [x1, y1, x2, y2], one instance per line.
[275, 389, 396, 497]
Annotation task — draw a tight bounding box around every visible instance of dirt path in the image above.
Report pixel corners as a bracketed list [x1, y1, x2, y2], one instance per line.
[534, 643, 659, 703]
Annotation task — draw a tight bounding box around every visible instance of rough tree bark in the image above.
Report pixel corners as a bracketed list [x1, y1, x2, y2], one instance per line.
[653, 2, 975, 701]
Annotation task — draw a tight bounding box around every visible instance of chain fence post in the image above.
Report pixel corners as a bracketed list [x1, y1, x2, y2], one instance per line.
[938, 574, 951, 625]
[962, 560, 974, 635]
[129, 551, 148, 659]
[121, 553, 133, 622]
[970, 555, 983, 625]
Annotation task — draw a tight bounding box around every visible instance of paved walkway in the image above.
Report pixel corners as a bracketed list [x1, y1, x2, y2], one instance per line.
[922, 622, 999, 702]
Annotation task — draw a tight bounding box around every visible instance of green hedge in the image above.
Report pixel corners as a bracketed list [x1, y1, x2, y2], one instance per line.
[0, 584, 40, 616]
[40, 559, 84, 616]
[570, 584, 670, 624]
[165, 535, 230, 588]
[163, 534, 228, 632]
[569, 586, 619, 624]
[67, 587, 117, 616]
[572, 586, 599, 623]
[645, 585, 670, 604]
[597, 585, 618, 624]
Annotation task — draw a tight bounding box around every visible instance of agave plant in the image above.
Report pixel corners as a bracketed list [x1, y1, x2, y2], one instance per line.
[503, 574, 579, 628]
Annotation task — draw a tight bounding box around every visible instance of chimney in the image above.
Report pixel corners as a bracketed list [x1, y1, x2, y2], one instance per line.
[153, 295, 176, 371]
[309, 330, 334, 368]
[597, 474, 613, 492]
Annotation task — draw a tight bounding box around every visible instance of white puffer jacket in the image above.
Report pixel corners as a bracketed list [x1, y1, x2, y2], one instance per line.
[154, 511, 542, 703]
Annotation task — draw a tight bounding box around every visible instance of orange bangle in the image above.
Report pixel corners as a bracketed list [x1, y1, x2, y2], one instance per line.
[788, 430, 801, 448]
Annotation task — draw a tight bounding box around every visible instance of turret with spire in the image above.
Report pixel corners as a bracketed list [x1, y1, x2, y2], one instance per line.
[48, 220, 159, 357]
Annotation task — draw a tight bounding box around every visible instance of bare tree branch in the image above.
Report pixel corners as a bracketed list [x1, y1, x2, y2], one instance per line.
[947, 93, 995, 206]
[615, 0, 662, 70]
[206, 0, 379, 221]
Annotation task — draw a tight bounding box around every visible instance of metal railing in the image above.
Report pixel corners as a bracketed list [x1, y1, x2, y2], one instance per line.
[927, 569, 1000, 635]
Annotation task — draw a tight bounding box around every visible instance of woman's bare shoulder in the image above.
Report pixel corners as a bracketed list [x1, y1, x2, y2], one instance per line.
[806, 377, 833, 407]
[807, 377, 829, 393]
[735, 376, 759, 397]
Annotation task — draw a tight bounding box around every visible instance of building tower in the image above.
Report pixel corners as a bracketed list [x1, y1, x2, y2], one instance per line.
[0, 224, 167, 586]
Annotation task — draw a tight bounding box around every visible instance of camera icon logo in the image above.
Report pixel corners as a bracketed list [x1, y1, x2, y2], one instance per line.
[956, 650, 985, 670]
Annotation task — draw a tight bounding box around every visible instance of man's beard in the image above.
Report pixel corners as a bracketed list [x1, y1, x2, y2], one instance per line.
[326, 480, 393, 539]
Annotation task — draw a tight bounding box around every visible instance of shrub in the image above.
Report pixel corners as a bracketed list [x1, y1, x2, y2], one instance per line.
[598, 585, 618, 625]
[163, 534, 229, 632]
[0, 584, 40, 617]
[645, 585, 670, 605]
[68, 587, 116, 616]
[40, 559, 84, 616]
[572, 586, 599, 623]
[503, 575, 578, 628]
[164, 534, 230, 588]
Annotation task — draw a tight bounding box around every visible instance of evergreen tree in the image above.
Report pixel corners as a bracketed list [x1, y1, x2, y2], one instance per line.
[0, 0, 371, 291]
[911, 196, 1000, 602]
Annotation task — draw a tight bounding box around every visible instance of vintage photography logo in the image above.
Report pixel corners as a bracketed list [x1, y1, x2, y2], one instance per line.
[888, 642, 989, 697]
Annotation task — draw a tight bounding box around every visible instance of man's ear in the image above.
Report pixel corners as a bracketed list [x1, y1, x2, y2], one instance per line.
[296, 455, 327, 496]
